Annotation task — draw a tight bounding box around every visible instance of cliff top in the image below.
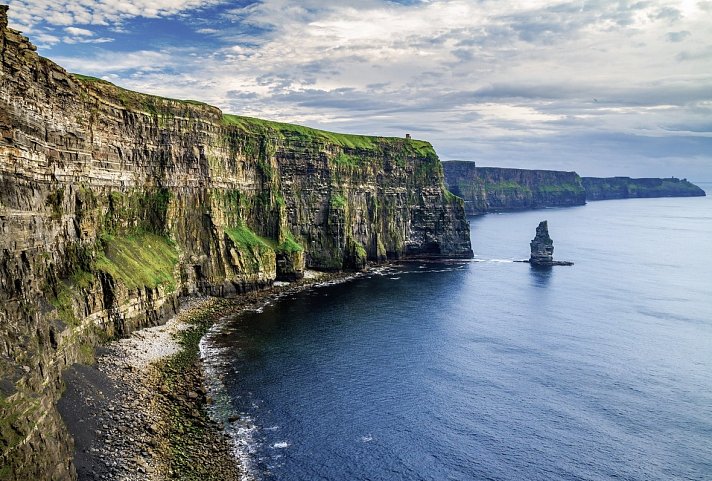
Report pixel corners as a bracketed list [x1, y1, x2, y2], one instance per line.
[3, 3, 436, 157]
[71, 74, 435, 154]
[222, 114, 435, 153]
[72, 73, 223, 118]
[72, 73, 211, 108]
[443, 160, 579, 175]
[581, 176, 705, 196]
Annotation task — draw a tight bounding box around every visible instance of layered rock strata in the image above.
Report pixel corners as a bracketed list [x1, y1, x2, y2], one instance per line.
[582, 176, 705, 200]
[443, 161, 586, 215]
[443, 161, 705, 215]
[0, 6, 472, 480]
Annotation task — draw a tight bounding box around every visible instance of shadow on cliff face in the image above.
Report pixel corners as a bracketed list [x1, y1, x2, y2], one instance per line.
[529, 265, 553, 288]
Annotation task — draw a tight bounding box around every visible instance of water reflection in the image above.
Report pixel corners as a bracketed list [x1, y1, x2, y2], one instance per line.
[529, 265, 552, 287]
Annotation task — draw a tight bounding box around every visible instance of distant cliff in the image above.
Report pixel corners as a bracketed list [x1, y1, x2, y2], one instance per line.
[582, 177, 705, 200]
[0, 6, 471, 479]
[443, 161, 705, 215]
[443, 161, 586, 215]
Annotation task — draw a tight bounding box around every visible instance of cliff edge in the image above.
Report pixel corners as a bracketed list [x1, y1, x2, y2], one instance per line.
[443, 161, 705, 215]
[0, 5, 472, 479]
[582, 176, 705, 200]
[443, 161, 586, 215]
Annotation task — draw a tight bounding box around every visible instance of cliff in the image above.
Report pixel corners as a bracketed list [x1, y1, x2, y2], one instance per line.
[0, 6, 472, 479]
[443, 161, 705, 215]
[582, 176, 705, 200]
[442, 161, 586, 215]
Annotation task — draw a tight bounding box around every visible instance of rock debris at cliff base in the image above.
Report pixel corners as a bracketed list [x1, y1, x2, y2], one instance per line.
[0, 3, 471, 479]
[57, 271, 354, 481]
[58, 296, 242, 481]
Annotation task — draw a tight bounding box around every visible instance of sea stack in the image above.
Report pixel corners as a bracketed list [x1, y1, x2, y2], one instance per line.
[530, 221, 554, 264]
[529, 221, 573, 266]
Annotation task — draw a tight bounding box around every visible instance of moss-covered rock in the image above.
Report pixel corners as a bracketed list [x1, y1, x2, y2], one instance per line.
[0, 6, 472, 478]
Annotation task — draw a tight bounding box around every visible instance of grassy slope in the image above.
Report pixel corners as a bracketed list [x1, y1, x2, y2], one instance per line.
[71, 73, 437, 156]
[72, 73, 211, 108]
[95, 233, 179, 291]
[222, 114, 435, 154]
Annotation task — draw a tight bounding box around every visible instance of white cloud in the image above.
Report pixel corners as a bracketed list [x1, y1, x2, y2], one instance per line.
[55, 50, 175, 73]
[64, 36, 114, 44]
[60, 25, 113, 44]
[65, 26, 94, 37]
[34, 32, 61, 46]
[7, 0, 228, 27]
[9, 0, 712, 177]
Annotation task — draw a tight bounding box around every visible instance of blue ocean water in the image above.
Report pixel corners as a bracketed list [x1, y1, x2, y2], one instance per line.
[202, 185, 712, 481]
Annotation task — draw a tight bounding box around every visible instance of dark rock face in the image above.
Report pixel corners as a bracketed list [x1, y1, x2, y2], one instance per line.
[443, 161, 586, 215]
[582, 177, 705, 200]
[443, 162, 705, 216]
[529, 221, 554, 265]
[526, 221, 573, 267]
[0, 7, 472, 480]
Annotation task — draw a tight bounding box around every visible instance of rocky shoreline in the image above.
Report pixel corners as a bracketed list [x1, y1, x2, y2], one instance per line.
[59, 270, 358, 481]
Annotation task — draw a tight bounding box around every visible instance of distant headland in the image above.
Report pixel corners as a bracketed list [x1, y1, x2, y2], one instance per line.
[443, 161, 705, 216]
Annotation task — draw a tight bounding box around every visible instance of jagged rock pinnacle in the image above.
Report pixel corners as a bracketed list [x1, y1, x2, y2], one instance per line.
[526, 220, 573, 266]
[530, 220, 554, 265]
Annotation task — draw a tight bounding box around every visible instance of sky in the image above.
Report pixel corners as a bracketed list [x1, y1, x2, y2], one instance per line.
[6, 0, 712, 178]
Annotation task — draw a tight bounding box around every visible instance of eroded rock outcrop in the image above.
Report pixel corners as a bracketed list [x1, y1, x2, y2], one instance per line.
[528, 221, 573, 267]
[529, 221, 554, 265]
[0, 6, 472, 479]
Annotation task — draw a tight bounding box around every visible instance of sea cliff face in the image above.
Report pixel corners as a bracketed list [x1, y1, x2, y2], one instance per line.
[443, 161, 705, 215]
[0, 6, 472, 479]
[582, 176, 705, 200]
[443, 161, 586, 215]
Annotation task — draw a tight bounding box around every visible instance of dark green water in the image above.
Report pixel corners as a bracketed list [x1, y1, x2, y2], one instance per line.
[202, 185, 712, 481]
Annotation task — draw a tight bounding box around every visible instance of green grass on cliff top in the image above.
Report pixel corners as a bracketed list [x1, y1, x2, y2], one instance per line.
[71, 73, 103, 82]
[222, 114, 435, 154]
[71, 73, 436, 155]
[71, 73, 211, 107]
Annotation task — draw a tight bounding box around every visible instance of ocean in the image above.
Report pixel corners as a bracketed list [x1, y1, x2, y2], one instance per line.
[201, 184, 712, 481]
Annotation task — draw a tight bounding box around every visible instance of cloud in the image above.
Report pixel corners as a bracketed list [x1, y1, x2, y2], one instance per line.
[676, 46, 712, 61]
[64, 36, 114, 44]
[11, 0, 712, 178]
[7, 0, 229, 28]
[665, 30, 691, 42]
[55, 50, 176, 74]
[61, 25, 113, 44]
[34, 32, 61, 46]
[65, 27, 94, 37]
